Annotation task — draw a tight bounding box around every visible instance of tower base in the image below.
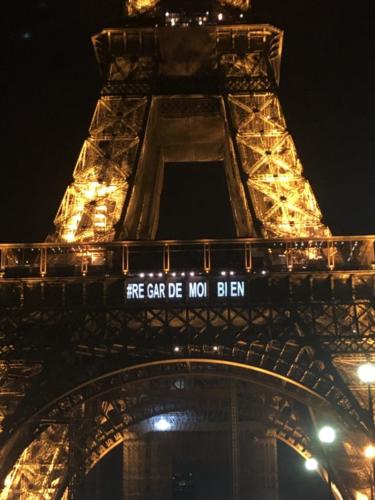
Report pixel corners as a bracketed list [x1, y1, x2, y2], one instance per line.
[123, 428, 278, 500]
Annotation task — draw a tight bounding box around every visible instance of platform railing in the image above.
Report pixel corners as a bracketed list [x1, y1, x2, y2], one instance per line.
[0, 236, 374, 279]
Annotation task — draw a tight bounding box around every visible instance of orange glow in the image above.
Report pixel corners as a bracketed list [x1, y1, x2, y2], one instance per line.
[228, 93, 330, 240]
[53, 96, 147, 242]
[364, 445, 375, 459]
[126, 0, 158, 16]
[125, 0, 251, 16]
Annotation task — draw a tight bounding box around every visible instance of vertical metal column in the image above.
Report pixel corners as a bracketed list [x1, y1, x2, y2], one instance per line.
[231, 381, 240, 500]
[67, 404, 85, 500]
[123, 432, 148, 500]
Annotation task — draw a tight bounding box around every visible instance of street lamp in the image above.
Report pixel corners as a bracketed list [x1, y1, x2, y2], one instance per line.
[358, 364, 375, 385]
[305, 457, 319, 471]
[319, 426, 336, 444]
[357, 362, 375, 500]
[318, 425, 336, 499]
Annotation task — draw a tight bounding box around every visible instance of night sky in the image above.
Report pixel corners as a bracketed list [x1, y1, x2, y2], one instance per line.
[1, 0, 374, 242]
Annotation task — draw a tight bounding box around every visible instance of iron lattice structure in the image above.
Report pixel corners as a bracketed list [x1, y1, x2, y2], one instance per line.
[1, 5, 375, 500]
[125, 0, 252, 17]
[53, 96, 148, 243]
[53, 23, 329, 243]
[0, 238, 374, 499]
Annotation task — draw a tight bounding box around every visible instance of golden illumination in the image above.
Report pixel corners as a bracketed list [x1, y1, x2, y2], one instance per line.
[3, 475, 12, 488]
[356, 493, 369, 500]
[219, 0, 251, 10]
[126, 0, 158, 16]
[55, 179, 126, 242]
[0, 425, 68, 500]
[125, 0, 251, 16]
[358, 363, 375, 384]
[228, 93, 330, 239]
[53, 97, 147, 243]
[364, 444, 375, 459]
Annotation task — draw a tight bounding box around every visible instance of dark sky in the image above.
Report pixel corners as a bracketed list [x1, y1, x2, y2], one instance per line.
[1, 0, 374, 243]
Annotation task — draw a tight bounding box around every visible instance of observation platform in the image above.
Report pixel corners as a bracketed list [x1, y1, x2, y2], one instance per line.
[0, 236, 374, 360]
[0, 237, 374, 357]
[0, 236, 374, 280]
[92, 24, 283, 96]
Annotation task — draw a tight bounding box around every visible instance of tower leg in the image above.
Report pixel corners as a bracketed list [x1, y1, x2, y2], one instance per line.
[123, 433, 148, 500]
[239, 429, 278, 500]
[231, 381, 240, 500]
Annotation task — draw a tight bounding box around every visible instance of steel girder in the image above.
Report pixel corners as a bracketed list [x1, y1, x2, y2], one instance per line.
[226, 92, 330, 239]
[0, 425, 68, 500]
[53, 97, 148, 243]
[0, 272, 374, 353]
[0, 269, 373, 498]
[125, 0, 252, 17]
[0, 361, 371, 499]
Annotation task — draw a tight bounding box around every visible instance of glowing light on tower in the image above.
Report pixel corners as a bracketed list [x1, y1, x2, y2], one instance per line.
[154, 417, 172, 431]
[318, 426, 336, 444]
[357, 363, 375, 384]
[305, 458, 318, 471]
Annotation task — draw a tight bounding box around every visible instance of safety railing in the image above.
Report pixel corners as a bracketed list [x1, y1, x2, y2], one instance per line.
[0, 236, 374, 279]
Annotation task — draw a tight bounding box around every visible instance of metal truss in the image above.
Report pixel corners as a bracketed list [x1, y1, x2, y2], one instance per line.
[83, 377, 312, 470]
[126, 0, 159, 16]
[92, 24, 283, 97]
[0, 237, 374, 278]
[0, 424, 68, 500]
[53, 97, 148, 243]
[214, 18, 326, 239]
[0, 239, 374, 498]
[125, 0, 251, 17]
[88, 23, 325, 241]
[0, 269, 374, 353]
[0, 364, 370, 499]
[0, 361, 42, 433]
[227, 93, 330, 238]
[221, 53, 274, 93]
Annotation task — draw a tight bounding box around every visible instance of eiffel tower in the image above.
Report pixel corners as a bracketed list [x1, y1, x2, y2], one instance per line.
[0, 1, 375, 499]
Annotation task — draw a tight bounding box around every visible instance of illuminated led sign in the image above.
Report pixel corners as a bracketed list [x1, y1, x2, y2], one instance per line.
[125, 277, 245, 302]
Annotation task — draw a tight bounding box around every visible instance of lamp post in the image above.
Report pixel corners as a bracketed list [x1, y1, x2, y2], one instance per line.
[357, 362, 375, 500]
[318, 425, 336, 500]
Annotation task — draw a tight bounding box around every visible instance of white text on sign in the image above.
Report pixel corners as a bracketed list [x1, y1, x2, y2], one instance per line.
[125, 279, 245, 301]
